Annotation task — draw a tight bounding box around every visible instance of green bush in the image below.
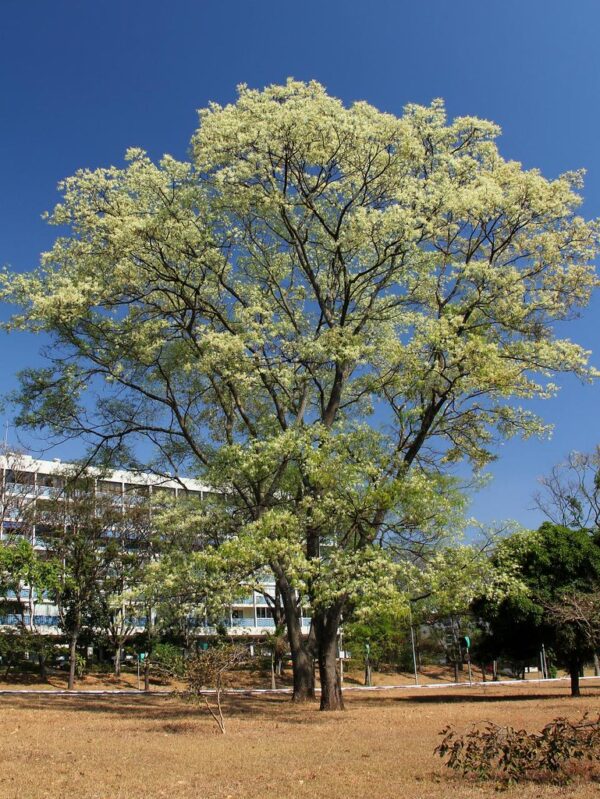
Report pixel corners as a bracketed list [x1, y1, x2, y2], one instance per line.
[344, 610, 407, 671]
[75, 653, 86, 679]
[148, 643, 185, 679]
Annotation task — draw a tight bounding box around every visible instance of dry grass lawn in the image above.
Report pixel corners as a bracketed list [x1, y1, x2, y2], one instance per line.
[1, 681, 600, 799]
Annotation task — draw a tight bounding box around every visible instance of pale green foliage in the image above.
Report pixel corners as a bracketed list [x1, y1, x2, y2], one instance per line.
[400, 542, 528, 620]
[1, 80, 598, 639]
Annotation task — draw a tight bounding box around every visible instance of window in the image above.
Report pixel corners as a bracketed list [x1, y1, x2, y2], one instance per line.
[152, 486, 175, 498]
[124, 483, 149, 497]
[38, 473, 63, 488]
[97, 480, 122, 495]
[202, 491, 221, 502]
[256, 607, 273, 619]
[4, 469, 35, 486]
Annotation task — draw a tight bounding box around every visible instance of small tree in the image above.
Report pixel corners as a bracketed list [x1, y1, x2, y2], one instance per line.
[344, 608, 408, 677]
[96, 493, 162, 677]
[398, 542, 525, 680]
[545, 592, 600, 649]
[0, 538, 58, 678]
[148, 642, 186, 683]
[38, 471, 120, 689]
[264, 624, 287, 689]
[182, 644, 249, 733]
[132, 499, 235, 691]
[544, 592, 600, 693]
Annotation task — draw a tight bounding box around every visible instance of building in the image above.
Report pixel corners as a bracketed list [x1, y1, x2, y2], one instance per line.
[0, 453, 311, 639]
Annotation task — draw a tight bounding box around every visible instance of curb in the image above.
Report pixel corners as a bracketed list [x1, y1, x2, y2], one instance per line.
[1, 675, 599, 697]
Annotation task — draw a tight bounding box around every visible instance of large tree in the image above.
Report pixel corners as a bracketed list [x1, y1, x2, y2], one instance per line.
[2, 81, 598, 708]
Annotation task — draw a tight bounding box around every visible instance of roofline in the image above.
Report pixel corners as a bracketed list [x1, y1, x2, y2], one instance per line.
[0, 452, 210, 492]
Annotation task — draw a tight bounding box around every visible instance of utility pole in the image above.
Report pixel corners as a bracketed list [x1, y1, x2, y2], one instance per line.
[364, 641, 372, 687]
[409, 602, 419, 685]
[541, 643, 548, 679]
[462, 636, 472, 685]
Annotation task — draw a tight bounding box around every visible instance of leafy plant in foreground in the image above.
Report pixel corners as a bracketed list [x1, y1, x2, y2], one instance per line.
[435, 714, 600, 784]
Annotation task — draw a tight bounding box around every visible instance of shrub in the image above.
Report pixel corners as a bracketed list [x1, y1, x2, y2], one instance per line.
[435, 714, 600, 784]
[74, 653, 87, 679]
[181, 644, 249, 734]
[148, 643, 185, 681]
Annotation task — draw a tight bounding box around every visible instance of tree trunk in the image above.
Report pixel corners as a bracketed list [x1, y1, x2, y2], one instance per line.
[68, 630, 79, 690]
[276, 572, 315, 701]
[290, 633, 314, 701]
[114, 647, 121, 677]
[144, 603, 154, 692]
[570, 660, 581, 697]
[270, 651, 276, 690]
[4, 653, 14, 679]
[594, 653, 599, 677]
[38, 651, 47, 681]
[314, 605, 344, 711]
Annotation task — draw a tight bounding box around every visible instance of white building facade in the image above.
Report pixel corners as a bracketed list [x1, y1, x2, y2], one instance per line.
[0, 453, 311, 639]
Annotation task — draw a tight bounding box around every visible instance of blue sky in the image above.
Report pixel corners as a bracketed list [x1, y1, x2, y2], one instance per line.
[1, 0, 599, 528]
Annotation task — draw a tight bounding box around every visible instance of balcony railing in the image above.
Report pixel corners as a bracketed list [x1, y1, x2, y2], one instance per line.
[0, 614, 26, 625]
[6, 589, 30, 599]
[255, 618, 276, 628]
[229, 618, 255, 627]
[0, 614, 60, 627]
[34, 615, 60, 627]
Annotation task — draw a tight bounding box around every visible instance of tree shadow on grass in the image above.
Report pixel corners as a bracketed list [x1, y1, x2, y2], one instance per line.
[398, 692, 574, 704]
[4, 685, 597, 726]
[348, 688, 600, 708]
[0, 691, 330, 727]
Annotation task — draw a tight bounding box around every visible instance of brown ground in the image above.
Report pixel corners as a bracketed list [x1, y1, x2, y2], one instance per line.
[1, 681, 600, 799]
